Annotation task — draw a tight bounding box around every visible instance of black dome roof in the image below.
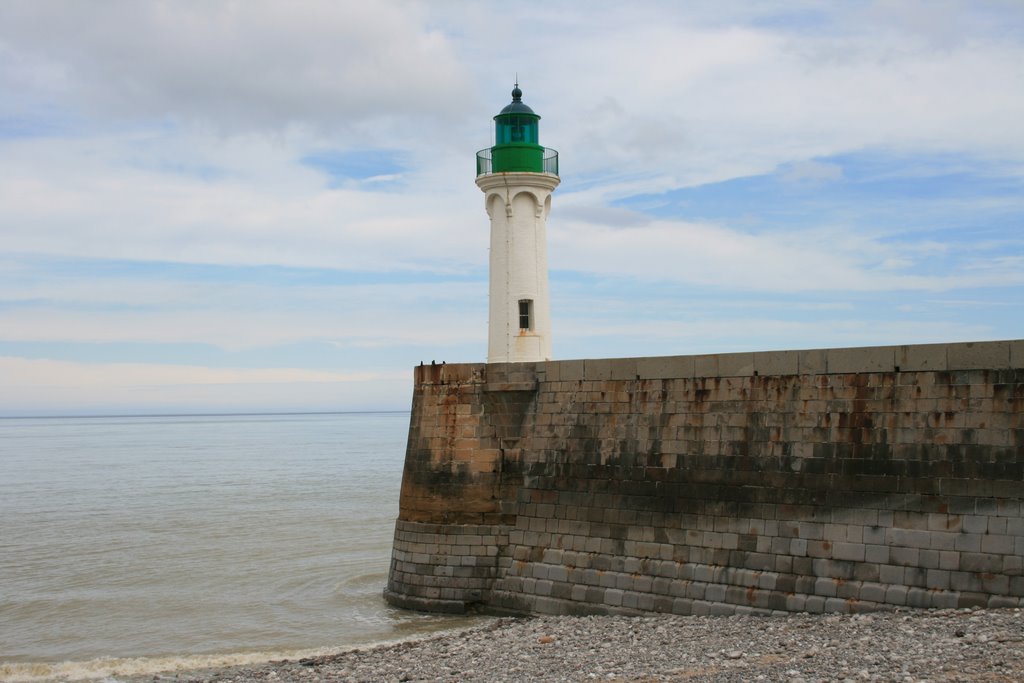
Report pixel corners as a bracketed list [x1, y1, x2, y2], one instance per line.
[498, 84, 537, 116]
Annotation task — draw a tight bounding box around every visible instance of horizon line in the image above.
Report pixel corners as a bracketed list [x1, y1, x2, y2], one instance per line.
[0, 409, 411, 420]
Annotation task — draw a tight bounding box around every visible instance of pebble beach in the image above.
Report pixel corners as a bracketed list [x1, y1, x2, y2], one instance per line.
[142, 608, 1023, 683]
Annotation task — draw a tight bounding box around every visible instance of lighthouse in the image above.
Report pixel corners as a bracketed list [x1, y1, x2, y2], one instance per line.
[476, 84, 559, 363]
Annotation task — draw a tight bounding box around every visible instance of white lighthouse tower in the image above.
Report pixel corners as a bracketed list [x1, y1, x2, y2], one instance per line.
[475, 84, 559, 363]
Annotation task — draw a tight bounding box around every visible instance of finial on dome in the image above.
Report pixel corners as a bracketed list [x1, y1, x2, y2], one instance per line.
[511, 81, 522, 102]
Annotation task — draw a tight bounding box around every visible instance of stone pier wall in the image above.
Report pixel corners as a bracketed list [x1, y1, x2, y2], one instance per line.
[384, 340, 1024, 616]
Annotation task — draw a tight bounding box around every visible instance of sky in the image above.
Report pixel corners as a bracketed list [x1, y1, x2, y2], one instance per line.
[1, 0, 1023, 416]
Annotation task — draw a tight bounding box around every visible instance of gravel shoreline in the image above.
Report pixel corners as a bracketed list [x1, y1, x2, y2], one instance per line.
[147, 608, 1023, 683]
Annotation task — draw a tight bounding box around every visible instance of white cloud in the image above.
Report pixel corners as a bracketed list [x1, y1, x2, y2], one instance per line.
[782, 160, 844, 184]
[550, 218, 1024, 293]
[0, 280, 487, 351]
[0, 132, 487, 271]
[0, 0, 475, 134]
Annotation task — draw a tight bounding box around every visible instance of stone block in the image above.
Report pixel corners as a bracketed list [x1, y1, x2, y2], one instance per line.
[753, 350, 799, 376]
[651, 576, 672, 595]
[549, 565, 569, 582]
[926, 569, 951, 590]
[688, 600, 710, 616]
[961, 552, 1003, 573]
[814, 577, 838, 597]
[980, 573, 1009, 594]
[583, 358, 612, 380]
[798, 348, 827, 375]
[950, 571, 982, 592]
[707, 602, 736, 616]
[584, 586, 606, 604]
[542, 360, 560, 382]
[824, 597, 851, 613]
[946, 341, 1011, 370]
[532, 596, 566, 615]
[705, 583, 728, 602]
[718, 352, 754, 377]
[888, 528, 930, 549]
[685, 581, 706, 599]
[981, 535, 1015, 555]
[918, 549, 939, 569]
[693, 565, 714, 582]
[928, 532, 956, 551]
[827, 345, 897, 374]
[860, 582, 887, 603]
[833, 542, 866, 562]
[988, 596, 1022, 609]
[550, 360, 581, 382]
[898, 343, 947, 372]
[693, 354, 718, 377]
[793, 576, 815, 594]
[890, 546, 919, 566]
[541, 549, 563, 564]
[636, 355, 694, 379]
[863, 526, 886, 545]
[807, 541, 832, 558]
[805, 595, 826, 613]
[672, 597, 694, 615]
[939, 551, 960, 570]
[1012, 340, 1024, 369]
[907, 587, 932, 608]
[885, 585, 909, 606]
[865, 544, 889, 564]
[879, 564, 904, 585]
[609, 358, 639, 381]
[954, 534, 982, 553]
[957, 592, 989, 609]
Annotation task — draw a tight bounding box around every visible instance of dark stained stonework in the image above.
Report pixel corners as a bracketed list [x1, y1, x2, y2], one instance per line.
[385, 341, 1024, 616]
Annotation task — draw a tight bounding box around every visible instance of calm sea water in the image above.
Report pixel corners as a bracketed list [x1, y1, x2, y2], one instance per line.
[0, 413, 480, 682]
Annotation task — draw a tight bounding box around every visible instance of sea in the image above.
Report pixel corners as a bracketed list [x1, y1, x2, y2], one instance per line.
[0, 412, 482, 682]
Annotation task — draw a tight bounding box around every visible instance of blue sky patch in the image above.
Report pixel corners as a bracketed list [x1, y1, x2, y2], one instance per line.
[613, 150, 1024, 237]
[300, 149, 406, 185]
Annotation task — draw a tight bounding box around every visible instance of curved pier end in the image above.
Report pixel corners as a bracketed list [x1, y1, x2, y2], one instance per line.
[384, 362, 539, 613]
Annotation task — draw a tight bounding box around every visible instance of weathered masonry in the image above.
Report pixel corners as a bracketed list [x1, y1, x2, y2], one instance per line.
[384, 340, 1024, 616]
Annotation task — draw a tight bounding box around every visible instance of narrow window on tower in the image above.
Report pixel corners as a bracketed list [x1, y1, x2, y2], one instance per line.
[518, 299, 533, 331]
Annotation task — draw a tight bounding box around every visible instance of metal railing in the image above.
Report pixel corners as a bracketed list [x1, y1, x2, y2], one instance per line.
[476, 147, 559, 177]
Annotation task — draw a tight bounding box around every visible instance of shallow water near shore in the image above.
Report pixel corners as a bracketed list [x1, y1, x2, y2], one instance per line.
[0, 412, 483, 682]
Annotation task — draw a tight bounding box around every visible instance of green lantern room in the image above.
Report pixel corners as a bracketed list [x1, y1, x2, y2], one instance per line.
[477, 84, 558, 177]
